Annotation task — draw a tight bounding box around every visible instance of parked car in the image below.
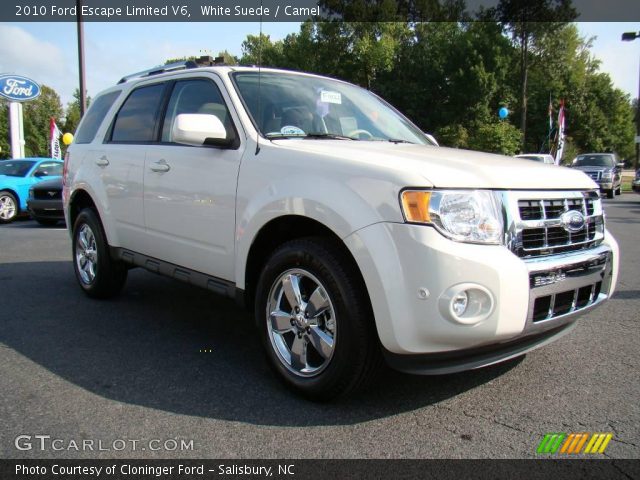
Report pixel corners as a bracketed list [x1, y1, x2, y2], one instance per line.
[515, 154, 556, 165]
[633, 169, 640, 193]
[570, 153, 623, 198]
[0, 158, 63, 223]
[27, 177, 64, 226]
[64, 62, 619, 400]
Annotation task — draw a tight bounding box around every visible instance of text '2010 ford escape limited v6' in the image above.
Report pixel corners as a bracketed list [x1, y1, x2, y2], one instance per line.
[63, 61, 619, 400]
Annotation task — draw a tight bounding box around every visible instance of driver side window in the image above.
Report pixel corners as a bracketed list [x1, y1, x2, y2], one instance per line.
[33, 162, 62, 177]
[161, 79, 234, 144]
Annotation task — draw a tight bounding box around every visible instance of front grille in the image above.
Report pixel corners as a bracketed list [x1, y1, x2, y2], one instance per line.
[34, 190, 62, 200]
[510, 191, 604, 258]
[583, 171, 601, 181]
[532, 281, 602, 322]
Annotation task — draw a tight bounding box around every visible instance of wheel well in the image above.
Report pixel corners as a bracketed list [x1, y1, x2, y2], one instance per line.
[0, 188, 22, 215]
[0, 188, 19, 203]
[243, 215, 367, 310]
[69, 190, 98, 227]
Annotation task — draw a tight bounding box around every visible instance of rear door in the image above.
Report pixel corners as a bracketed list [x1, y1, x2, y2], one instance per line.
[143, 75, 244, 281]
[102, 82, 168, 251]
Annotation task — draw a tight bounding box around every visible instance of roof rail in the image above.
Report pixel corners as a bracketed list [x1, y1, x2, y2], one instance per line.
[117, 60, 198, 84]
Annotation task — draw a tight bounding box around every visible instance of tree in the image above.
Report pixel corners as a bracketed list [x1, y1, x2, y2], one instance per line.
[240, 34, 285, 66]
[0, 101, 9, 159]
[10, 85, 63, 158]
[493, 0, 577, 150]
[63, 88, 91, 136]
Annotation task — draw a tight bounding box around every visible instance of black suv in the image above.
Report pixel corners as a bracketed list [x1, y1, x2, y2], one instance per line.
[571, 153, 623, 198]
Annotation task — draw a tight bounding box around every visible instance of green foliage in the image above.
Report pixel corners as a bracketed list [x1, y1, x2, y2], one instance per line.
[0, 85, 64, 158]
[237, 20, 635, 159]
[470, 120, 523, 155]
[22, 86, 63, 157]
[63, 88, 92, 137]
[0, 102, 9, 159]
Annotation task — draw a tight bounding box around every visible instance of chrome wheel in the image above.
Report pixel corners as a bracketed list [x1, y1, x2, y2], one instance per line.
[75, 224, 98, 284]
[266, 268, 337, 377]
[0, 194, 17, 221]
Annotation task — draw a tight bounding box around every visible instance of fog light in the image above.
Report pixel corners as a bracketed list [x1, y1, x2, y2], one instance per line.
[439, 284, 494, 325]
[452, 291, 468, 316]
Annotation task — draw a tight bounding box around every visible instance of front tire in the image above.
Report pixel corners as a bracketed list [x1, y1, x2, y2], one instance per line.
[72, 208, 127, 298]
[0, 191, 18, 223]
[255, 238, 381, 401]
[606, 189, 614, 199]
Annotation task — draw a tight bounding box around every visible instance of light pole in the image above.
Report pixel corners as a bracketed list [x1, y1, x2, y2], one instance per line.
[76, 0, 87, 117]
[622, 31, 640, 171]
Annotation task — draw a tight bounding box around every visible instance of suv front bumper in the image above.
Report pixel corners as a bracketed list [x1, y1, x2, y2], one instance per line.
[345, 222, 619, 366]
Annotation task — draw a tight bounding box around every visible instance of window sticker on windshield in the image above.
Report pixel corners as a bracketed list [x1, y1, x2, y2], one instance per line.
[320, 91, 342, 104]
[280, 125, 306, 135]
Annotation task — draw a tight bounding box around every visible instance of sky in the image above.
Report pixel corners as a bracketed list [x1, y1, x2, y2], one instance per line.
[0, 21, 638, 112]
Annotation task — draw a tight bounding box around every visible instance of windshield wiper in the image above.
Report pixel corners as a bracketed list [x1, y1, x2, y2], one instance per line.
[304, 133, 358, 140]
[387, 138, 415, 144]
[265, 132, 358, 141]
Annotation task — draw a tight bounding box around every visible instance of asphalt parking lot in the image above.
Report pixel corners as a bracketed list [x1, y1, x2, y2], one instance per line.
[0, 194, 638, 459]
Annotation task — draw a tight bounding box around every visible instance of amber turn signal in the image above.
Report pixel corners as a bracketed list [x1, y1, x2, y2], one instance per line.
[401, 190, 431, 223]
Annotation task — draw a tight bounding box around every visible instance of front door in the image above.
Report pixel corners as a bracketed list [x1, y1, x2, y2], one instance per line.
[143, 76, 244, 281]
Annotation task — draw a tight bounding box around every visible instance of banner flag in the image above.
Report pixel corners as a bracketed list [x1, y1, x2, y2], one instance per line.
[49, 117, 62, 160]
[554, 100, 565, 165]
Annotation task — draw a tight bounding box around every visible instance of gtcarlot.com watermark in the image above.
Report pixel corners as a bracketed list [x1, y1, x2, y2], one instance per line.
[15, 435, 194, 452]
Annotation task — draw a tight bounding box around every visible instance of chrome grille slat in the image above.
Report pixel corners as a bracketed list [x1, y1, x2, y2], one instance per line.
[507, 190, 604, 259]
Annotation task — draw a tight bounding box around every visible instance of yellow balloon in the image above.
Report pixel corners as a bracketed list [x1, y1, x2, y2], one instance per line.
[62, 133, 74, 145]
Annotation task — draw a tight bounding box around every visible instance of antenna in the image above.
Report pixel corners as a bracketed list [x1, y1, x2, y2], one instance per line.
[255, 0, 263, 155]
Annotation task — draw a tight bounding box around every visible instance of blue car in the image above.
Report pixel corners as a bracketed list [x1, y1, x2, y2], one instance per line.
[0, 158, 63, 223]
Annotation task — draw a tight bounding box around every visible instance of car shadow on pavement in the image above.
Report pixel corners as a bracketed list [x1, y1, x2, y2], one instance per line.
[0, 260, 522, 427]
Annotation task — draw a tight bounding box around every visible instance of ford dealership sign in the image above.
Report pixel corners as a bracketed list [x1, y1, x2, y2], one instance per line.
[0, 74, 41, 102]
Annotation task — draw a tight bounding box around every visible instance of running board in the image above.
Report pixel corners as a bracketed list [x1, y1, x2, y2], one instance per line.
[111, 247, 236, 299]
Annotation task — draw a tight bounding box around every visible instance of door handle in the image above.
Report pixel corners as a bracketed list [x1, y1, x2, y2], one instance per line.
[96, 156, 109, 167]
[150, 160, 171, 173]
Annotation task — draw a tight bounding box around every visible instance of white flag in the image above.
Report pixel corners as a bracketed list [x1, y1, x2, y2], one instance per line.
[554, 100, 565, 165]
[50, 117, 61, 160]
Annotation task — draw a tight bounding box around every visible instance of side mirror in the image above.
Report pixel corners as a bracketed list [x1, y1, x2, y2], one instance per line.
[34, 171, 46, 177]
[172, 114, 231, 147]
[424, 133, 439, 146]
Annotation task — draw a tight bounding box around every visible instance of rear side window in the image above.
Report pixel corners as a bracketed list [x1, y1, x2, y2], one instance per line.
[75, 91, 120, 144]
[110, 84, 165, 143]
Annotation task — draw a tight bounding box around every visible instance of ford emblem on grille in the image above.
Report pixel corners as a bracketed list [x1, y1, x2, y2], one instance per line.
[560, 210, 586, 233]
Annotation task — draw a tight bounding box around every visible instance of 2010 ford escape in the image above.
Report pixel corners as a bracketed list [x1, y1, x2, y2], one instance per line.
[63, 61, 619, 400]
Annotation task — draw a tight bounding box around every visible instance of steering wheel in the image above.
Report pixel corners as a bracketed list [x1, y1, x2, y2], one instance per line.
[347, 129, 374, 140]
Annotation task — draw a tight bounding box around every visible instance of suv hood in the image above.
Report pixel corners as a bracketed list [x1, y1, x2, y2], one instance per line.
[272, 140, 597, 190]
[572, 165, 609, 172]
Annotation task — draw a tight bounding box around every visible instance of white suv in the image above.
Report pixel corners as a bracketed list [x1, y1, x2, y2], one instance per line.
[64, 62, 619, 400]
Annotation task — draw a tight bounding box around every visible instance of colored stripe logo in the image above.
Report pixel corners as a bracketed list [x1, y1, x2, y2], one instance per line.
[537, 433, 612, 454]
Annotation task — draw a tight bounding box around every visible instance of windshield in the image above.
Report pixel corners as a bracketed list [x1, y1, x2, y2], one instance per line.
[232, 71, 429, 144]
[0, 160, 35, 177]
[574, 155, 615, 168]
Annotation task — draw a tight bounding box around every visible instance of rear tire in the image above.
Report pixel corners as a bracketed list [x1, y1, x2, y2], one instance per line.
[615, 186, 621, 196]
[72, 208, 127, 298]
[254, 237, 381, 401]
[0, 191, 18, 223]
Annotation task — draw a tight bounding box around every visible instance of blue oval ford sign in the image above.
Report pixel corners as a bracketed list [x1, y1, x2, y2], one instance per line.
[0, 74, 41, 102]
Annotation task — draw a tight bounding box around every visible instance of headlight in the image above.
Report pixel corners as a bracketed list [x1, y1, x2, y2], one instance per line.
[601, 171, 612, 180]
[401, 189, 504, 244]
